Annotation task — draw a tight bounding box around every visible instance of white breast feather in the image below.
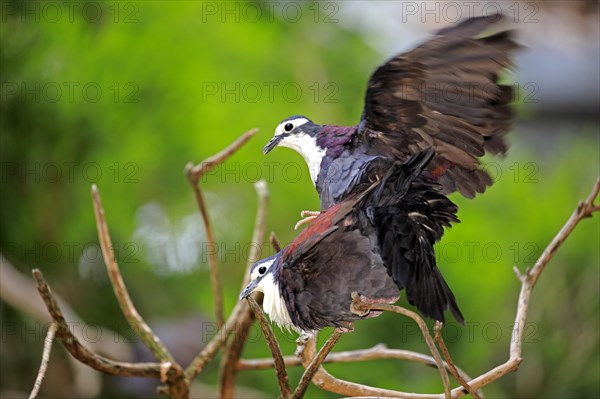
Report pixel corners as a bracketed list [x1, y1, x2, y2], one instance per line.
[257, 274, 294, 332]
[278, 133, 326, 186]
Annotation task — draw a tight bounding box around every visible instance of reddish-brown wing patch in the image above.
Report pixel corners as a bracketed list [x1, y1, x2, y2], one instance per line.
[282, 200, 355, 264]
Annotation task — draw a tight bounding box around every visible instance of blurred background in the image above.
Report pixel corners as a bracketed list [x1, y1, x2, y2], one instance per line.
[1, 1, 598, 398]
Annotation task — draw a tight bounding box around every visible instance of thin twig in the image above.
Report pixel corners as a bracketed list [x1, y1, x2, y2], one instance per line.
[352, 294, 451, 399]
[91, 185, 175, 364]
[219, 309, 256, 399]
[186, 128, 259, 180]
[434, 322, 482, 399]
[240, 180, 270, 289]
[270, 231, 282, 252]
[237, 344, 473, 382]
[28, 322, 56, 399]
[188, 179, 224, 328]
[293, 330, 343, 399]
[220, 180, 270, 398]
[247, 296, 292, 398]
[185, 300, 248, 380]
[184, 128, 258, 329]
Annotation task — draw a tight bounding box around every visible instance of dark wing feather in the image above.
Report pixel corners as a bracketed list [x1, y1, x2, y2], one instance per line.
[360, 14, 519, 198]
[365, 151, 464, 323]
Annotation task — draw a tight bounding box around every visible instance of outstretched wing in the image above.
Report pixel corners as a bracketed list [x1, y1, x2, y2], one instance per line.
[366, 151, 464, 323]
[360, 15, 519, 198]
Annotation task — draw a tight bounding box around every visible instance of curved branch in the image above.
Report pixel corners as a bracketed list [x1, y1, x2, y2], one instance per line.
[237, 344, 474, 383]
[297, 335, 409, 398]
[220, 180, 270, 398]
[185, 128, 259, 180]
[92, 185, 175, 365]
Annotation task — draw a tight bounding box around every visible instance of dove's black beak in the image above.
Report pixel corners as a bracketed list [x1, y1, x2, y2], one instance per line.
[239, 279, 259, 301]
[263, 135, 284, 155]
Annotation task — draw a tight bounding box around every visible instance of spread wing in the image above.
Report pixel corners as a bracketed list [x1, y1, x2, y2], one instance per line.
[359, 14, 519, 198]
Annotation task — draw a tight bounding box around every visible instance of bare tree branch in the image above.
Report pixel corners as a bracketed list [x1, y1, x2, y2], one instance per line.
[188, 179, 224, 328]
[270, 231, 282, 252]
[247, 296, 292, 398]
[28, 322, 56, 399]
[240, 180, 270, 289]
[184, 128, 258, 329]
[28, 129, 270, 399]
[434, 322, 481, 399]
[186, 128, 259, 180]
[237, 344, 473, 383]
[32, 269, 165, 378]
[91, 184, 175, 365]
[220, 180, 270, 398]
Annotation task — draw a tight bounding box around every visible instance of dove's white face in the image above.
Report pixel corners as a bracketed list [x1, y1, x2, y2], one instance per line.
[265, 116, 326, 186]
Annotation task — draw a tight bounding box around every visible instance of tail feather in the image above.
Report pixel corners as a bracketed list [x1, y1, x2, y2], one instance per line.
[366, 149, 464, 323]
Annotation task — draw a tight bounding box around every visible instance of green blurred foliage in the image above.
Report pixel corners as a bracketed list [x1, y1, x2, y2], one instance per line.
[1, 1, 598, 398]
